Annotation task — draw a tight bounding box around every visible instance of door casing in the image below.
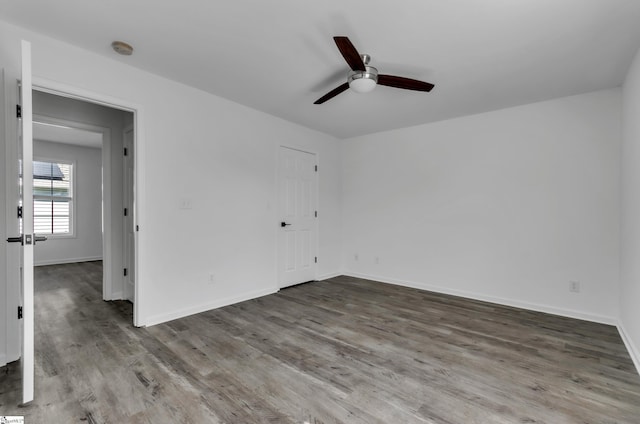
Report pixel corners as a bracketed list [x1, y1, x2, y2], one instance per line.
[31, 80, 143, 326]
[123, 124, 135, 303]
[4, 76, 145, 332]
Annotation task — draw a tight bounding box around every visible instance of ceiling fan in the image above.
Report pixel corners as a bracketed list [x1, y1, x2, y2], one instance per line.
[314, 36, 435, 104]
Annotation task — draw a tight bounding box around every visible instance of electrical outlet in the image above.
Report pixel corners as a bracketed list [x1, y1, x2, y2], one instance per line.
[354, 254, 359, 261]
[208, 274, 215, 284]
[569, 281, 580, 293]
[374, 256, 380, 264]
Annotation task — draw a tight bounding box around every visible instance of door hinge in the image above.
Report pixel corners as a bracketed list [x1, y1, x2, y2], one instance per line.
[124, 268, 128, 277]
[17, 206, 23, 219]
[16, 105, 22, 118]
[315, 257, 318, 263]
[315, 165, 318, 172]
[18, 306, 23, 319]
[124, 208, 128, 216]
[124, 147, 128, 156]
[315, 211, 317, 218]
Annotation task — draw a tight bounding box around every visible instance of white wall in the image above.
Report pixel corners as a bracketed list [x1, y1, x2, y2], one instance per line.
[0, 19, 342, 336]
[621, 46, 640, 371]
[342, 89, 621, 324]
[2, 16, 632, 370]
[33, 140, 102, 265]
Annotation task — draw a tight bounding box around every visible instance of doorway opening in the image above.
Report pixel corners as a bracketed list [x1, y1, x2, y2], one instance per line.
[31, 89, 136, 311]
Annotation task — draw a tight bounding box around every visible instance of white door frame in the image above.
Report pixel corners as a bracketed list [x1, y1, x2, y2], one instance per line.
[276, 145, 319, 288]
[122, 123, 135, 303]
[3, 70, 22, 366]
[31, 77, 145, 327]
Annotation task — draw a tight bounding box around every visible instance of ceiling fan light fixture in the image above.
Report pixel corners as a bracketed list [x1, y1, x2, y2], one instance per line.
[348, 66, 378, 93]
[313, 36, 434, 104]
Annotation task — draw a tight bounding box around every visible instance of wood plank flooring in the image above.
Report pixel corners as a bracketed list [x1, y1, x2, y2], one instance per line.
[1, 261, 639, 423]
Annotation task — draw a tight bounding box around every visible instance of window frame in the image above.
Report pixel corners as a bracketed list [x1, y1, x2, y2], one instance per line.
[32, 157, 77, 239]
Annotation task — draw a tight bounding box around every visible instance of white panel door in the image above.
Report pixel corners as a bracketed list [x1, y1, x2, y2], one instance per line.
[278, 147, 317, 288]
[123, 125, 135, 303]
[19, 40, 35, 404]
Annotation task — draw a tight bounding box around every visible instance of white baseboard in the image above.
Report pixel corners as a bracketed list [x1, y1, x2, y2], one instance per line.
[343, 272, 617, 325]
[110, 291, 124, 301]
[144, 287, 278, 327]
[317, 272, 342, 281]
[0, 350, 19, 368]
[617, 321, 640, 376]
[35, 256, 103, 266]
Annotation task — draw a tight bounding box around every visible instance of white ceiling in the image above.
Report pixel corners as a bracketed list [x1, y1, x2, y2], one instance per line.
[3, 0, 640, 139]
[33, 121, 102, 149]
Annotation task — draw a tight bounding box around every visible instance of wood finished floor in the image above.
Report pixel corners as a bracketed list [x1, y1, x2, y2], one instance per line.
[1, 262, 639, 423]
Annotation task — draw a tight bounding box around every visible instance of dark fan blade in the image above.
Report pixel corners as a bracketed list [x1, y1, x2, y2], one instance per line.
[378, 74, 434, 92]
[334, 36, 366, 72]
[314, 82, 350, 104]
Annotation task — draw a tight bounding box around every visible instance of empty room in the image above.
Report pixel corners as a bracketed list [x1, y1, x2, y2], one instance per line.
[1, 1, 640, 423]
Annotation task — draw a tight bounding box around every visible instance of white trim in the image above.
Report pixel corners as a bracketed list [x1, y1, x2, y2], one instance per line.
[273, 145, 280, 292]
[0, 67, 5, 370]
[617, 321, 640, 376]
[31, 76, 145, 327]
[343, 272, 617, 325]
[34, 256, 102, 267]
[32, 80, 139, 115]
[133, 109, 144, 326]
[33, 233, 76, 240]
[145, 287, 278, 327]
[317, 272, 342, 281]
[4, 66, 22, 366]
[122, 123, 134, 304]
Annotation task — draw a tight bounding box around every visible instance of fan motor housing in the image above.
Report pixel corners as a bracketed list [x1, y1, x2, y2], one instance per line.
[348, 66, 379, 85]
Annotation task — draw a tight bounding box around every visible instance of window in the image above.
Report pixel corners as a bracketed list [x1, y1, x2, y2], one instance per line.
[33, 160, 74, 235]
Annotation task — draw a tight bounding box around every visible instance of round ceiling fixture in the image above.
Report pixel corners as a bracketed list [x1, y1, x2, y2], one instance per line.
[348, 65, 378, 93]
[111, 41, 134, 56]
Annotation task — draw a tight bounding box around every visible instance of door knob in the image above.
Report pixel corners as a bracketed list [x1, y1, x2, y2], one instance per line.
[6, 235, 47, 245]
[281, 222, 291, 227]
